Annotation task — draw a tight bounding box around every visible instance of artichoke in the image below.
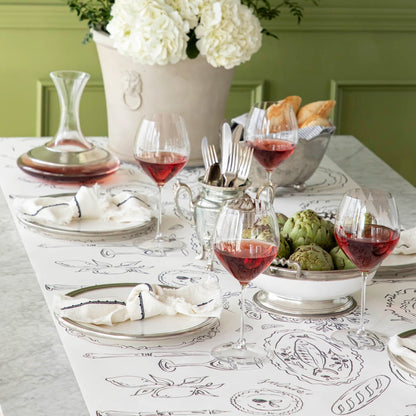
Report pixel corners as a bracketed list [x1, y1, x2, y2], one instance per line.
[289, 244, 334, 271]
[282, 209, 336, 252]
[276, 234, 291, 259]
[275, 212, 288, 231]
[242, 216, 276, 242]
[330, 246, 356, 270]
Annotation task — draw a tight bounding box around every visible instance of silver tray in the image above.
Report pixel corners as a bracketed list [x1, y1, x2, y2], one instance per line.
[55, 283, 218, 341]
[253, 290, 356, 318]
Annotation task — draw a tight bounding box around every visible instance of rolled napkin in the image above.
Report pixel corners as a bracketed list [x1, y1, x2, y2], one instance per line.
[393, 227, 416, 255]
[53, 278, 222, 326]
[13, 184, 152, 225]
[388, 331, 416, 368]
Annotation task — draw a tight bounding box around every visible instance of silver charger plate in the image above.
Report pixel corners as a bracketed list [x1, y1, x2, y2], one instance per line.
[387, 329, 416, 376]
[15, 192, 155, 239]
[253, 290, 357, 318]
[55, 283, 218, 341]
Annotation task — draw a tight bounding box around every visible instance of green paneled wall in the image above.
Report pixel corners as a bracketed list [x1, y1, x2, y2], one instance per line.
[1, 0, 416, 185]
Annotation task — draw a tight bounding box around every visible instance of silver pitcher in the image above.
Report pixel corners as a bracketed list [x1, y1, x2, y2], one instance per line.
[174, 177, 250, 270]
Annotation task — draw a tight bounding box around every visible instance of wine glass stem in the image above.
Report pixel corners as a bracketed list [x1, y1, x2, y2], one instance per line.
[236, 284, 247, 350]
[155, 185, 163, 241]
[266, 170, 273, 187]
[357, 271, 369, 336]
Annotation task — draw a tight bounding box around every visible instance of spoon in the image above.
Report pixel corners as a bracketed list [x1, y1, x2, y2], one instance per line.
[205, 162, 222, 186]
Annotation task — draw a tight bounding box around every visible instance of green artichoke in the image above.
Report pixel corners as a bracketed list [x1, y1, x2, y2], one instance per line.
[282, 209, 336, 252]
[330, 246, 356, 270]
[289, 244, 334, 271]
[276, 234, 291, 259]
[242, 216, 276, 241]
[275, 212, 288, 231]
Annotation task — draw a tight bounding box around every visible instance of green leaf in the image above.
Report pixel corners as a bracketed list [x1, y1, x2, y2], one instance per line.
[186, 29, 200, 60]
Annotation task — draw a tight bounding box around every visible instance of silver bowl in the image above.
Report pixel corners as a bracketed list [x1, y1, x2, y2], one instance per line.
[253, 261, 361, 318]
[252, 132, 331, 191]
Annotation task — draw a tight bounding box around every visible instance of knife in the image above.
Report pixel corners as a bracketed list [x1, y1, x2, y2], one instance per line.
[232, 123, 243, 143]
[201, 136, 209, 169]
[220, 122, 232, 174]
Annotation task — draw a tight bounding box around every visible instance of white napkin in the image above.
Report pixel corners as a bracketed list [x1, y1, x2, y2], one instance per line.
[388, 333, 416, 368]
[53, 278, 222, 326]
[393, 227, 416, 255]
[13, 184, 152, 225]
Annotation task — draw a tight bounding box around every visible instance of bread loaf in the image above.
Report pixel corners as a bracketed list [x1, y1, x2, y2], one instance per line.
[297, 99, 336, 126]
[299, 114, 332, 128]
[278, 95, 302, 113]
[266, 102, 295, 133]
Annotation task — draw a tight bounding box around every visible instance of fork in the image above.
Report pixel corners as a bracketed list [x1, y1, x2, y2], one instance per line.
[233, 146, 253, 187]
[222, 142, 240, 187]
[207, 144, 218, 166]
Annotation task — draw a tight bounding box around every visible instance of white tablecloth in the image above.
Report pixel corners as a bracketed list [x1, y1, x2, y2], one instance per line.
[1, 137, 416, 416]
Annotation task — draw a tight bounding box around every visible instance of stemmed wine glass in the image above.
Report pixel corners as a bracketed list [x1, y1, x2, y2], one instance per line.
[133, 113, 190, 254]
[212, 195, 279, 364]
[245, 101, 298, 190]
[332, 188, 400, 349]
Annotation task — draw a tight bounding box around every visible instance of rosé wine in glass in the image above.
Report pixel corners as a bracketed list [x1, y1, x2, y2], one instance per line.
[245, 101, 298, 190]
[332, 188, 400, 350]
[212, 195, 279, 365]
[133, 113, 190, 255]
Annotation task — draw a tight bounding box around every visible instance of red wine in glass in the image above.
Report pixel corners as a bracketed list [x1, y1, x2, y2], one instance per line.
[245, 101, 298, 190]
[135, 151, 188, 186]
[211, 195, 279, 364]
[133, 113, 190, 254]
[214, 240, 278, 285]
[335, 224, 400, 272]
[331, 187, 400, 350]
[249, 139, 296, 172]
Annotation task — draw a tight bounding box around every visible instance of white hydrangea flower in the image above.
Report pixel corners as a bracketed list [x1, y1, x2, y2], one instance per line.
[195, 0, 262, 69]
[164, 0, 204, 29]
[107, 0, 190, 65]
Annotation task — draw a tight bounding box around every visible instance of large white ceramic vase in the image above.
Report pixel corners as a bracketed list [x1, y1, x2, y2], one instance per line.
[93, 30, 235, 166]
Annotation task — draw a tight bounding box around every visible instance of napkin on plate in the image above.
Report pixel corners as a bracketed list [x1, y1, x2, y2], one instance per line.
[393, 227, 416, 255]
[53, 278, 222, 326]
[388, 332, 416, 368]
[13, 184, 153, 225]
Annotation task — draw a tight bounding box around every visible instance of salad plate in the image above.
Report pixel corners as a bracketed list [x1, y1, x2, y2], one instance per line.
[55, 283, 218, 341]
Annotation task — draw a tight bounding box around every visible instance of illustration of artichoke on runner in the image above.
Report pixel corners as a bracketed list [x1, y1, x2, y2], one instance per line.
[106, 374, 224, 397]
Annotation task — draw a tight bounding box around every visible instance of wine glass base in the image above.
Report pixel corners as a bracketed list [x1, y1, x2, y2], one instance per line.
[331, 328, 387, 351]
[211, 342, 266, 366]
[137, 237, 185, 256]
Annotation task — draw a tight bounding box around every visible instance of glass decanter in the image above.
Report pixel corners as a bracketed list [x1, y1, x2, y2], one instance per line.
[17, 70, 120, 182]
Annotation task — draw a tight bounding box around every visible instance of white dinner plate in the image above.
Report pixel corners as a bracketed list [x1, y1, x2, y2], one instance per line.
[381, 253, 416, 268]
[387, 329, 416, 377]
[15, 192, 155, 238]
[55, 283, 218, 341]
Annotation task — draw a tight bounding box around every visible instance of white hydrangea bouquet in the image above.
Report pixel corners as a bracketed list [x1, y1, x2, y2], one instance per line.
[68, 0, 317, 69]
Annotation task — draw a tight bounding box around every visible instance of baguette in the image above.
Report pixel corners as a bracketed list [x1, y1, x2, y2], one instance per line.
[299, 114, 332, 128]
[266, 102, 294, 133]
[297, 99, 336, 126]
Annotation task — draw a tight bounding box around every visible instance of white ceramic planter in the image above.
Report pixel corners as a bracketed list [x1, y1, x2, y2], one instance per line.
[93, 30, 235, 166]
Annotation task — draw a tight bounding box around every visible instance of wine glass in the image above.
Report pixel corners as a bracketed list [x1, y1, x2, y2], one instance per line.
[245, 101, 298, 190]
[332, 188, 400, 349]
[133, 113, 190, 254]
[212, 195, 280, 364]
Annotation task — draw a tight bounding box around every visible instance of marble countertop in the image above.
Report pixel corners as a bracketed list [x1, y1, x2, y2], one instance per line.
[0, 135, 415, 416]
